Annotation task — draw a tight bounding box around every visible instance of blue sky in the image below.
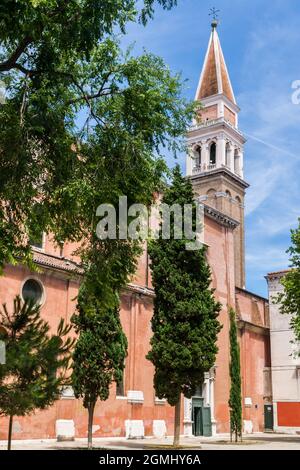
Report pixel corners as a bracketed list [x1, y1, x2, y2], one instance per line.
[121, 0, 300, 298]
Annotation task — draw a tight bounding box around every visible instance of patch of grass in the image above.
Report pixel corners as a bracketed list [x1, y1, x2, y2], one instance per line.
[53, 447, 109, 450]
[204, 440, 263, 446]
[141, 444, 202, 450]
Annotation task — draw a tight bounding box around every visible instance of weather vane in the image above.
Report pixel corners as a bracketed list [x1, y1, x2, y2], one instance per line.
[209, 7, 220, 29]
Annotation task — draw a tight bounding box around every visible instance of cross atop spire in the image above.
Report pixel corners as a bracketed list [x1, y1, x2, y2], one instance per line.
[209, 7, 220, 29]
[195, 22, 236, 104]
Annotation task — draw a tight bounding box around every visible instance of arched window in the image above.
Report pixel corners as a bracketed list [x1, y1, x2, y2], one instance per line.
[207, 188, 216, 198]
[209, 142, 216, 166]
[225, 143, 231, 167]
[194, 145, 202, 168]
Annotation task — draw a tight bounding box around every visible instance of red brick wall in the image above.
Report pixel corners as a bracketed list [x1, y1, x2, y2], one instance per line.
[198, 104, 218, 122]
[0, 214, 269, 439]
[224, 105, 236, 126]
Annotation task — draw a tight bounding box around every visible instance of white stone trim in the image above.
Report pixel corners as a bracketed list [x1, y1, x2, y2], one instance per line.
[183, 397, 193, 437]
[60, 386, 75, 400]
[213, 30, 223, 95]
[195, 31, 214, 101]
[127, 390, 144, 404]
[154, 397, 167, 405]
[216, 33, 236, 104]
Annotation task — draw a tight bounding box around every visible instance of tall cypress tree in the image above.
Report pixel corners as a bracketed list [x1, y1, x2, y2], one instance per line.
[228, 307, 242, 442]
[147, 166, 221, 447]
[71, 282, 127, 450]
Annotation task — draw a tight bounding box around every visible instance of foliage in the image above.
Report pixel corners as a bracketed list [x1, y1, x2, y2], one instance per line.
[277, 219, 300, 343]
[228, 307, 242, 442]
[0, 1, 194, 309]
[0, 296, 73, 448]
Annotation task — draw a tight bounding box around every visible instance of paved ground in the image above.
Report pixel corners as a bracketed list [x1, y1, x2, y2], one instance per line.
[1, 433, 300, 450]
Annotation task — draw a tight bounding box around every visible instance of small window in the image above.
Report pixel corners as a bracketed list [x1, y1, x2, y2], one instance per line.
[22, 279, 44, 305]
[29, 232, 44, 250]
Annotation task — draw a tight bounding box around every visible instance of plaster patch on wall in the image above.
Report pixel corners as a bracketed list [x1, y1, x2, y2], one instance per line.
[243, 420, 253, 434]
[56, 419, 75, 441]
[12, 420, 22, 434]
[153, 420, 167, 439]
[125, 420, 144, 439]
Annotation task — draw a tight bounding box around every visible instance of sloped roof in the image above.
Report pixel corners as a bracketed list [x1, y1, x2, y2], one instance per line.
[33, 250, 83, 274]
[196, 27, 236, 104]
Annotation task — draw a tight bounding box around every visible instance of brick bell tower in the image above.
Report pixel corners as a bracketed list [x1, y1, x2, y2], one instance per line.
[186, 19, 248, 289]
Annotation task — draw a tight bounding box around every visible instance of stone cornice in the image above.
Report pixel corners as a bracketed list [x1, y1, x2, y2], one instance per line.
[237, 319, 270, 335]
[200, 94, 240, 113]
[125, 283, 155, 298]
[235, 286, 268, 303]
[265, 269, 291, 282]
[190, 166, 249, 190]
[188, 117, 246, 145]
[204, 205, 239, 229]
[16, 251, 155, 298]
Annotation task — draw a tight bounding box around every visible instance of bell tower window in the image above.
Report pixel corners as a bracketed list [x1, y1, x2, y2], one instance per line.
[209, 142, 216, 166]
[194, 146, 202, 168]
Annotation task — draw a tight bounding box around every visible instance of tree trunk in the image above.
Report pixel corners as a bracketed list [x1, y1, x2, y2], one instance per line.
[173, 396, 181, 447]
[7, 414, 13, 451]
[87, 402, 95, 450]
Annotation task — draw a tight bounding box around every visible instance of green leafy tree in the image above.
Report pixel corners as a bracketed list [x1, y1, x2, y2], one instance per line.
[0, 296, 74, 450]
[277, 219, 300, 343]
[0, 2, 192, 311]
[71, 282, 127, 449]
[228, 307, 242, 442]
[147, 166, 221, 447]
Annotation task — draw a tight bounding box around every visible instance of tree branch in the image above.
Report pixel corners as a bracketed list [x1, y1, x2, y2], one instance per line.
[0, 36, 33, 72]
[68, 87, 117, 105]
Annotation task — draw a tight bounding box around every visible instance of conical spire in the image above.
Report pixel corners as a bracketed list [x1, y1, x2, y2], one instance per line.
[195, 25, 236, 104]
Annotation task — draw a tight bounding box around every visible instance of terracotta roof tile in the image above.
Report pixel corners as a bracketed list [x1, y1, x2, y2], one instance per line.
[32, 250, 83, 274]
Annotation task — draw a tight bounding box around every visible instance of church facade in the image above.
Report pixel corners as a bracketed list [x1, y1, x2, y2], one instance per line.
[0, 23, 272, 441]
